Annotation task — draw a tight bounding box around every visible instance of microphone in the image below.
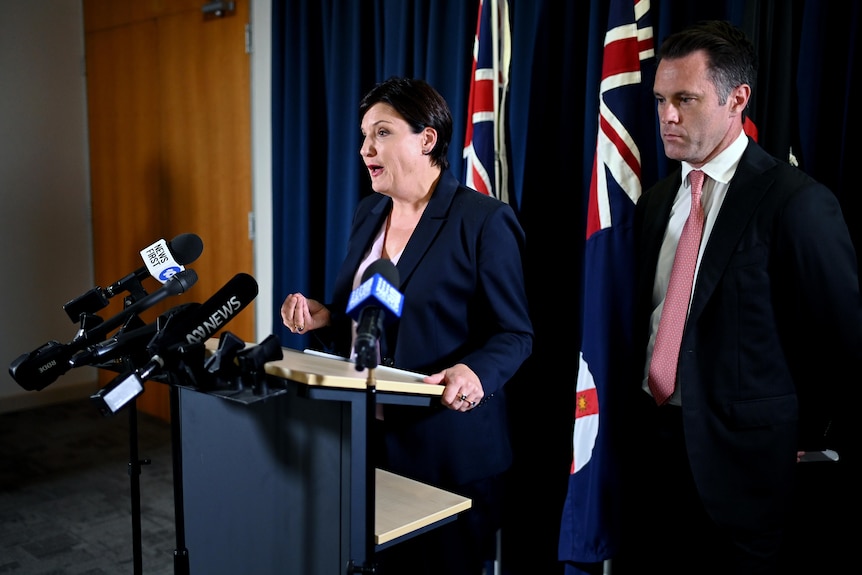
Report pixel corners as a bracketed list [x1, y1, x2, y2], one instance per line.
[8, 269, 198, 391]
[345, 259, 404, 370]
[144, 272, 258, 357]
[70, 321, 158, 370]
[112, 232, 204, 291]
[69, 303, 198, 369]
[84, 268, 198, 343]
[63, 232, 204, 322]
[90, 273, 258, 416]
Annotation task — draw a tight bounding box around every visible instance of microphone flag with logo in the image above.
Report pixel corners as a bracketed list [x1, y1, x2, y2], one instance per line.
[63, 232, 204, 322]
[346, 259, 403, 370]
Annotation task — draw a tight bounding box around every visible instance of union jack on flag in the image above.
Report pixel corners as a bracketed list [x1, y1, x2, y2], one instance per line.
[559, 0, 658, 572]
[463, 0, 511, 202]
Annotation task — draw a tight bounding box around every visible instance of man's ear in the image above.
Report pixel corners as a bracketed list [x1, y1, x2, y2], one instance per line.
[730, 83, 751, 116]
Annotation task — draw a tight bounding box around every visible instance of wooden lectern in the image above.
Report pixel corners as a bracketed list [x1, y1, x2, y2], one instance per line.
[176, 342, 471, 575]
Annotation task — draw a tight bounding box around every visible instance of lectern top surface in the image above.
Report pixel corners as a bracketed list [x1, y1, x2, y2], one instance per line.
[204, 338, 444, 396]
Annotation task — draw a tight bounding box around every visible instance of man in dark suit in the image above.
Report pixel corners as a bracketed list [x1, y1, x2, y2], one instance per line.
[613, 20, 861, 574]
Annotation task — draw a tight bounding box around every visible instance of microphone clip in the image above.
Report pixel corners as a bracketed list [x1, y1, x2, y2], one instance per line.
[235, 334, 283, 395]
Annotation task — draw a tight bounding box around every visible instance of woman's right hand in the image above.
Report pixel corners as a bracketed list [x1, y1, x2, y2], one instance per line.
[281, 293, 330, 334]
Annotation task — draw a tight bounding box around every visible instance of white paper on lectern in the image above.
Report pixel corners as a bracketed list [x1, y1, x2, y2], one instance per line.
[302, 348, 428, 382]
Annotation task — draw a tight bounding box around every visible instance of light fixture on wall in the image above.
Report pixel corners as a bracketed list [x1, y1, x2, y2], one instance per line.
[202, 1, 235, 18]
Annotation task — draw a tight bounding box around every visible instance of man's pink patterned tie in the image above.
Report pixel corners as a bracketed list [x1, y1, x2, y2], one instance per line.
[648, 170, 705, 405]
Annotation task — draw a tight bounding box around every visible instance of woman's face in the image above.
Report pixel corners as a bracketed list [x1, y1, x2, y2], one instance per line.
[359, 103, 428, 196]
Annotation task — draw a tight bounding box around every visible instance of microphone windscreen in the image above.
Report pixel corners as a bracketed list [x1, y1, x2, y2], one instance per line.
[169, 233, 204, 265]
[362, 258, 400, 287]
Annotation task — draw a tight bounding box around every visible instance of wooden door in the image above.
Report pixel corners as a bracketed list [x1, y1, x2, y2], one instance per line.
[84, 0, 254, 420]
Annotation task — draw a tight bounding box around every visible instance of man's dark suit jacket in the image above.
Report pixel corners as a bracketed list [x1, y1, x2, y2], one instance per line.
[631, 138, 862, 531]
[312, 169, 533, 488]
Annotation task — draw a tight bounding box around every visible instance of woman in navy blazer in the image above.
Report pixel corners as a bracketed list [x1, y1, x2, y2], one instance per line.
[614, 21, 862, 574]
[281, 77, 533, 575]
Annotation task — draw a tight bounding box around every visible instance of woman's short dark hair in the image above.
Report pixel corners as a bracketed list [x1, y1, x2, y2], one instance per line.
[359, 76, 452, 170]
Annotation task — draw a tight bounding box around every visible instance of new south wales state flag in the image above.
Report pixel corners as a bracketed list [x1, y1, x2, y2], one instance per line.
[558, 1, 657, 572]
[463, 0, 510, 202]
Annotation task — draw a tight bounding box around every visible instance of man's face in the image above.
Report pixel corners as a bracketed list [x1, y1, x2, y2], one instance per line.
[653, 50, 743, 167]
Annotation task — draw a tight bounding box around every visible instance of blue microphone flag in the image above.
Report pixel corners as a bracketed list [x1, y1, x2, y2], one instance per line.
[346, 270, 404, 322]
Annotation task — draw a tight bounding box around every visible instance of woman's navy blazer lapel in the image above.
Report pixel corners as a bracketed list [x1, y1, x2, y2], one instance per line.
[339, 170, 460, 294]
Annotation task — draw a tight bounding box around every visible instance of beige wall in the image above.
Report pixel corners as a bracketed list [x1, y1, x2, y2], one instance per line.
[0, 0, 273, 412]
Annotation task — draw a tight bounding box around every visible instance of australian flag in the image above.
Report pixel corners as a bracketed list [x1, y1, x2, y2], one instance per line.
[463, 0, 510, 202]
[558, 0, 658, 572]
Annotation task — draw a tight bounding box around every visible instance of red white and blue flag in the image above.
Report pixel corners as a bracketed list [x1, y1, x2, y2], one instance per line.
[559, 1, 657, 572]
[463, 0, 511, 202]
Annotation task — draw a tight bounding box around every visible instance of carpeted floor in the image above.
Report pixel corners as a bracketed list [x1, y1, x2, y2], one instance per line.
[0, 398, 175, 575]
[3, 397, 852, 575]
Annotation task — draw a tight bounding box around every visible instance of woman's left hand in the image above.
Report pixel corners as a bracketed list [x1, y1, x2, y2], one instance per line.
[424, 363, 483, 411]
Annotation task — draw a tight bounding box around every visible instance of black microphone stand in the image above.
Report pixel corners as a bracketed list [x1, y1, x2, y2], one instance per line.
[103, 337, 197, 575]
[94, 280, 190, 575]
[363, 366, 378, 573]
[71, 273, 201, 575]
[348, 343, 379, 574]
[127, 396, 148, 575]
[108, 285, 151, 575]
[69, 284, 150, 575]
[139, 339, 206, 575]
